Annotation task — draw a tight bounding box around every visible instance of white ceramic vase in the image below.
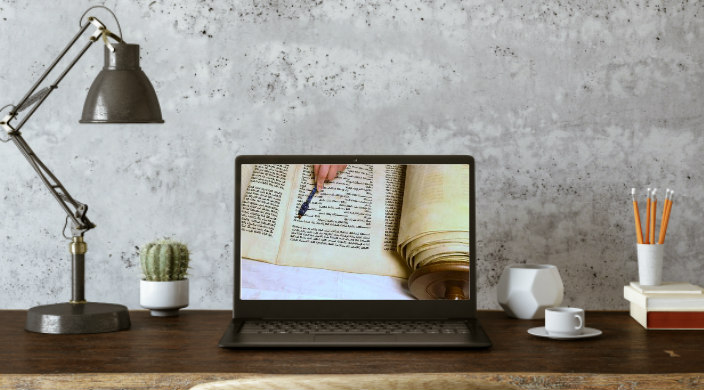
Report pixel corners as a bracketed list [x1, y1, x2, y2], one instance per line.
[496, 264, 564, 319]
[140, 279, 189, 317]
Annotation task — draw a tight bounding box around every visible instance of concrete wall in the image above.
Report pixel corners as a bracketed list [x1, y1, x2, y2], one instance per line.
[0, 0, 702, 310]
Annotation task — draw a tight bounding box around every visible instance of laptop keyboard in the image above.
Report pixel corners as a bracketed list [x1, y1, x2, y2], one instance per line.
[239, 320, 470, 335]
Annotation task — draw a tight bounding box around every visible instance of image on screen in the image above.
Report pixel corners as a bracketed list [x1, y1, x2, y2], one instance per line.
[240, 163, 471, 300]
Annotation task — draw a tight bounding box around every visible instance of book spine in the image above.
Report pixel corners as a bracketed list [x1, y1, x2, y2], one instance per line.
[624, 285, 704, 310]
[647, 311, 704, 329]
[624, 286, 647, 307]
[629, 303, 647, 328]
[630, 302, 704, 329]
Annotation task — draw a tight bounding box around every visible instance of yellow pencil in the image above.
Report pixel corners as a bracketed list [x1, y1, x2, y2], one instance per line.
[631, 188, 644, 244]
[659, 190, 674, 244]
[644, 188, 651, 244]
[650, 189, 657, 245]
[657, 189, 670, 244]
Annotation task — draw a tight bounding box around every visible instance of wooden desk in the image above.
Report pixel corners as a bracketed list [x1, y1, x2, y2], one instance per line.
[0, 310, 702, 389]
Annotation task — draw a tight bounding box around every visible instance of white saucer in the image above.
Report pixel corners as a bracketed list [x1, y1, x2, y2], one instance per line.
[527, 327, 602, 340]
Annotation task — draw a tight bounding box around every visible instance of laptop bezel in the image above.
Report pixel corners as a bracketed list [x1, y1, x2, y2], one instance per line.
[233, 155, 477, 320]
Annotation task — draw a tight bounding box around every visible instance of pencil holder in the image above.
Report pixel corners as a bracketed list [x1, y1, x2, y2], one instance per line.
[637, 244, 664, 286]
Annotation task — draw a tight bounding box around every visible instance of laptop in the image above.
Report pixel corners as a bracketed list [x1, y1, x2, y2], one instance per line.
[219, 155, 492, 348]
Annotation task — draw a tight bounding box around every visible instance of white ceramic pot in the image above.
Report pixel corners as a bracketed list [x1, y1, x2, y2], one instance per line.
[140, 279, 189, 317]
[496, 264, 564, 319]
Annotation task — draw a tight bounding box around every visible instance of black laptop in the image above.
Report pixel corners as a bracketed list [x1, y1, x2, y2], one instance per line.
[219, 155, 491, 348]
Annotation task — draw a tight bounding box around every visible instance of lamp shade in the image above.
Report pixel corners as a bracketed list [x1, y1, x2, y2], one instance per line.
[80, 43, 164, 123]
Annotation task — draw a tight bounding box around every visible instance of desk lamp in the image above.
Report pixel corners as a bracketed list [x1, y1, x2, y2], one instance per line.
[0, 6, 163, 334]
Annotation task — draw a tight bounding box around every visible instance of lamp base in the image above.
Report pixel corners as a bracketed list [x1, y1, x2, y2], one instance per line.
[25, 302, 131, 334]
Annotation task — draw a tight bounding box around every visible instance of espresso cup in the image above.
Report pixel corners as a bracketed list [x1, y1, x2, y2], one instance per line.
[545, 307, 585, 336]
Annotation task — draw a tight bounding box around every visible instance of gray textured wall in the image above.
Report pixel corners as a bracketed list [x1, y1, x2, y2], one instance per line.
[0, 1, 702, 310]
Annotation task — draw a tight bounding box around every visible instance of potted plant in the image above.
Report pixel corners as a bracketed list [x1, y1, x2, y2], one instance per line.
[139, 238, 190, 316]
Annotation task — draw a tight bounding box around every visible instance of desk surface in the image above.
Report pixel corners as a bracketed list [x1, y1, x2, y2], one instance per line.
[0, 310, 702, 389]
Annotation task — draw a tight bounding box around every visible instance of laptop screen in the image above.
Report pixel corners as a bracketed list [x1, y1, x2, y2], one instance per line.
[240, 163, 471, 300]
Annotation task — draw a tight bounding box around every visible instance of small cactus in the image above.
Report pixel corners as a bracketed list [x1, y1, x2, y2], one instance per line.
[140, 239, 189, 281]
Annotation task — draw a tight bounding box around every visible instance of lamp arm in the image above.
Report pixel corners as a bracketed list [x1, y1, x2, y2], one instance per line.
[0, 17, 118, 237]
[9, 132, 95, 237]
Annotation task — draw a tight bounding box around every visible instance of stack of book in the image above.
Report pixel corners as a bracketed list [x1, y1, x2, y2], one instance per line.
[624, 282, 704, 330]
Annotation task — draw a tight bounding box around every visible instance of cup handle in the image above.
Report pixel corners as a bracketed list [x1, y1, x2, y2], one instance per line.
[574, 314, 583, 331]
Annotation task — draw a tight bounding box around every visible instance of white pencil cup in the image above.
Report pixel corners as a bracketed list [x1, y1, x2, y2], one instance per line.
[637, 244, 664, 286]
